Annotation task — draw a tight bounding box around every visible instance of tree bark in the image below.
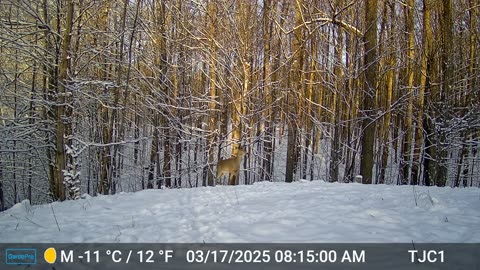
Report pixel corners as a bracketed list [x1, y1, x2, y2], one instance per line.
[402, 0, 415, 185]
[285, 0, 304, 183]
[359, 0, 378, 184]
[54, 0, 74, 200]
[207, 0, 217, 187]
[414, 0, 432, 185]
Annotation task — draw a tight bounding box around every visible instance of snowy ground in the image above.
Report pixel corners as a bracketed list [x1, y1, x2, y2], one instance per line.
[1, 181, 479, 243]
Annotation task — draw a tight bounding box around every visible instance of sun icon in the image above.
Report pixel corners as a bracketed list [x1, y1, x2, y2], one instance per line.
[44, 247, 57, 264]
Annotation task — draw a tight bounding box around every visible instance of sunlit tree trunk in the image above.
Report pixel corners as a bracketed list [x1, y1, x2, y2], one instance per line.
[207, 0, 217, 187]
[262, 0, 274, 182]
[413, 0, 432, 185]
[285, 0, 304, 183]
[307, 31, 317, 181]
[401, 0, 415, 185]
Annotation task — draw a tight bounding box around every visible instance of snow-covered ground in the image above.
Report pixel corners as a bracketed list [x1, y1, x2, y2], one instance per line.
[1, 181, 479, 243]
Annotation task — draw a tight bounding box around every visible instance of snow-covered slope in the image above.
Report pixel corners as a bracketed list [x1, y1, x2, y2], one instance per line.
[1, 181, 479, 243]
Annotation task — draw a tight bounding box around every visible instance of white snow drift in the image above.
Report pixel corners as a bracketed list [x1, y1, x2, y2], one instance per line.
[0, 181, 479, 243]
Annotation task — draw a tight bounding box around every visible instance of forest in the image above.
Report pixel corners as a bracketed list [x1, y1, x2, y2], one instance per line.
[0, 0, 479, 210]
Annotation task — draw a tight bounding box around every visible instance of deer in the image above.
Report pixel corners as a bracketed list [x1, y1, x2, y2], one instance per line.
[216, 146, 247, 185]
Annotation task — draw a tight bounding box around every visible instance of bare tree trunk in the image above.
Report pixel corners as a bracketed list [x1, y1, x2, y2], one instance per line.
[97, 3, 112, 195]
[359, 0, 378, 184]
[465, 0, 477, 186]
[434, 0, 453, 187]
[307, 31, 317, 182]
[262, 0, 274, 182]
[42, 0, 57, 200]
[54, 0, 74, 200]
[413, 0, 432, 185]
[285, 0, 304, 183]
[377, 1, 395, 184]
[148, 119, 159, 189]
[207, 0, 217, 187]
[402, 0, 415, 185]
[329, 25, 344, 183]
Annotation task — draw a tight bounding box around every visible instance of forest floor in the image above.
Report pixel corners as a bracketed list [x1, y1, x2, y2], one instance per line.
[0, 181, 479, 242]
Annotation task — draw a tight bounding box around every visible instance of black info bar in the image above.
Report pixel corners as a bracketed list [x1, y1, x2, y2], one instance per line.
[1, 243, 479, 270]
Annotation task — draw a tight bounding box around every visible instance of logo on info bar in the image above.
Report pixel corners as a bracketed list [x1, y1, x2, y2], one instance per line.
[5, 248, 37, 265]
